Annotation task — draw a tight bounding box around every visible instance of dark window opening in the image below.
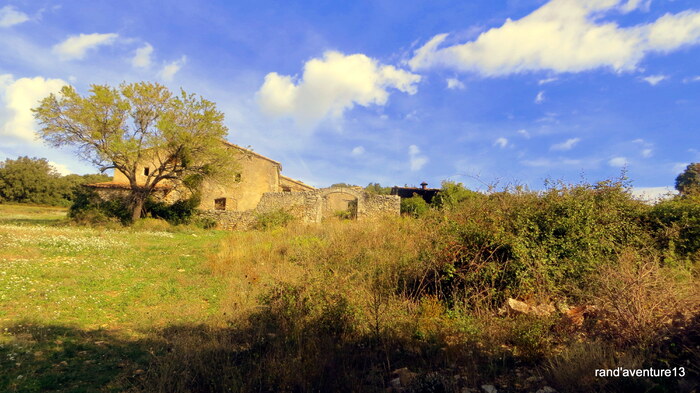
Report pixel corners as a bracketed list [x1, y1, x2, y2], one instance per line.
[282, 186, 291, 192]
[214, 198, 226, 211]
[143, 167, 150, 176]
[235, 173, 242, 182]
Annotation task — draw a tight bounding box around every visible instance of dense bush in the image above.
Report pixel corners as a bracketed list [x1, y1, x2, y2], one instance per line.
[255, 209, 295, 230]
[401, 194, 429, 217]
[645, 195, 700, 260]
[68, 187, 131, 225]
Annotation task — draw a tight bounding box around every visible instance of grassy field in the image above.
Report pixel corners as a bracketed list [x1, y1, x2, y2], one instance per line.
[0, 196, 698, 393]
[0, 204, 230, 392]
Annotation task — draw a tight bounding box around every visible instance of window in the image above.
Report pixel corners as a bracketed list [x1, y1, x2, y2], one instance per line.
[282, 186, 291, 192]
[235, 173, 242, 182]
[143, 167, 150, 176]
[214, 198, 226, 211]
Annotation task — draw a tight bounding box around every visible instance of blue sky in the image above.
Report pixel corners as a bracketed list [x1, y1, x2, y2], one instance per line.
[0, 0, 699, 198]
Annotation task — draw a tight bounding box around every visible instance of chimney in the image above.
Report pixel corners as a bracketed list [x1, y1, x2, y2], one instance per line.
[420, 181, 428, 190]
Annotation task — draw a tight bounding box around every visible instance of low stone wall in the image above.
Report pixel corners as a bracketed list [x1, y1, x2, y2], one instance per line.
[362, 194, 401, 219]
[196, 210, 256, 230]
[201, 187, 401, 230]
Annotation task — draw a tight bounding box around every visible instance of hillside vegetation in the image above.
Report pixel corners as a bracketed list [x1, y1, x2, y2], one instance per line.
[0, 180, 698, 392]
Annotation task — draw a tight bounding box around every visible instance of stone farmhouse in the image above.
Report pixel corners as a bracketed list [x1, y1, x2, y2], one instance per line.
[88, 141, 399, 229]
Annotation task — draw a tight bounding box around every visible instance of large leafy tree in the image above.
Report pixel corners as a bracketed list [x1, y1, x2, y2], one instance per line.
[0, 156, 62, 205]
[33, 82, 236, 221]
[675, 163, 700, 196]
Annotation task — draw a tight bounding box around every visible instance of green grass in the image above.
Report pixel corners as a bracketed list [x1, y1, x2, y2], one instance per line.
[0, 204, 229, 392]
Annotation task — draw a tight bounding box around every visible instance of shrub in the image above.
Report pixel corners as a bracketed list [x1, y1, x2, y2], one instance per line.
[68, 186, 131, 225]
[146, 194, 201, 225]
[255, 209, 295, 230]
[401, 194, 429, 217]
[131, 218, 172, 232]
[645, 196, 700, 260]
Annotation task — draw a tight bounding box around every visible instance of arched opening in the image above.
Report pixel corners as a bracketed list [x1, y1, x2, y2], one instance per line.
[322, 192, 358, 220]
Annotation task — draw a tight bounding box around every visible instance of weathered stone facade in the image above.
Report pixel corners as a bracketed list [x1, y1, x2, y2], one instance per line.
[197, 186, 400, 230]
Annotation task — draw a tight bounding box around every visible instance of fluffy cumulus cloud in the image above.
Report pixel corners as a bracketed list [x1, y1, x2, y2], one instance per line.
[159, 56, 187, 81]
[550, 137, 581, 151]
[132, 43, 154, 68]
[257, 51, 421, 126]
[609, 156, 629, 167]
[408, 144, 428, 171]
[52, 33, 118, 60]
[48, 161, 71, 176]
[0, 75, 67, 143]
[409, 0, 700, 76]
[0, 5, 29, 27]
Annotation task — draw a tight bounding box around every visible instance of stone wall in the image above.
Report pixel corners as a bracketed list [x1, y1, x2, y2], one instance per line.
[204, 187, 400, 229]
[196, 209, 257, 230]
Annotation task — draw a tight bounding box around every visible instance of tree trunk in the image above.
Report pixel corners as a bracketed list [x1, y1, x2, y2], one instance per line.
[130, 192, 146, 222]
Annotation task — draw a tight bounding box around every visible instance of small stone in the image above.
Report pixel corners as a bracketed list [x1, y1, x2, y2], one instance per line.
[390, 377, 401, 389]
[481, 384, 498, 393]
[507, 298, 530, 314]
[536, 387, 557, 393]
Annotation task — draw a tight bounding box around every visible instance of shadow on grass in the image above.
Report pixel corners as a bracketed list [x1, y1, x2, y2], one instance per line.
[1, 311, 698, 393]
[0, 218, 69, 226]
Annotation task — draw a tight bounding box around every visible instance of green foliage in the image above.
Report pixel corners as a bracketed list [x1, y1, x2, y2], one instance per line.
[0, 156, 109, 206]
[431, 180, 479, 210]
[646, 196, 700, 259]
[401, 194, 430, 217]
[68, 187, 131, 225]
[146, 194, 202, 225]
[33, 81, 237, 221]
[255, 209, 295, 230]
[364, 182, 392, 195]
[417, 178, 651, 305]
[330, 182, 357, 188]
[0, 156, 63, 205]
[675, 162, 700, 196]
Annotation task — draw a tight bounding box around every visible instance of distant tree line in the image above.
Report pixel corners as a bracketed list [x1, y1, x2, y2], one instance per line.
[0, 156, 109, 206]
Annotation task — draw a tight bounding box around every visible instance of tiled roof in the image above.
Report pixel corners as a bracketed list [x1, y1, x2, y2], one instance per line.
[222, 141, 282, 167]
[280, 175, 315, 190]
[86, 181, 171, 190]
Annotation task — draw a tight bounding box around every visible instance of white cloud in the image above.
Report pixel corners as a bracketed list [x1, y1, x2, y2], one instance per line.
[49, 161, 71, 176]
[446, 78, 465, 89]
[257, 51, 421, 127]
[630, 186, 676, 203]
[609, 156, 629, 167]
[0, 75, 68, 143]
[517, 129, 530, 138]
[159, 56, 187, 81]
[409, 0, 700, 76]
[408, 144, 428, 171]
[0, 5, 29, 27]
[683, 76, 700, 83]
[494, 137, 509, 148]
[351, 146, 365, 156]
[521, 157, 585, 167]
[641, 74, 668, 85]
[535, 91, 545, 104]
[538, 77, 558, 85]
[550, 137, 580, 151]
[641, 148, 653, 158]
[132, 43, 153, 68]
[52, 33, 118, 60]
